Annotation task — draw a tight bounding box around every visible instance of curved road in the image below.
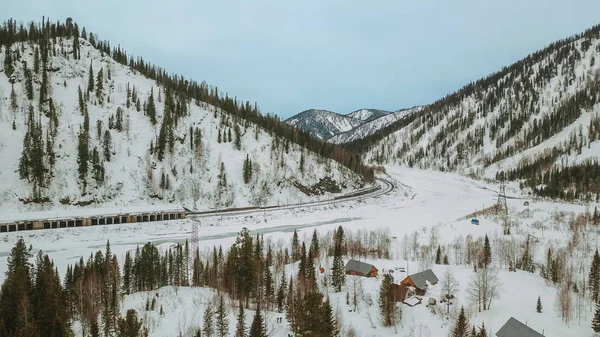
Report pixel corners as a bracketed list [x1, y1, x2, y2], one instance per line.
[186, 177, 396, 220]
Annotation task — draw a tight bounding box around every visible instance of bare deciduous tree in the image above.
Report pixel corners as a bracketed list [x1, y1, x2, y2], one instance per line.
[466, 267, 502, 312]
[441, 268, 459, 314]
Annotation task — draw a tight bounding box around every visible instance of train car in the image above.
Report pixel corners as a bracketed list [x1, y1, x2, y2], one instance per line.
[0, 204, 186, 233]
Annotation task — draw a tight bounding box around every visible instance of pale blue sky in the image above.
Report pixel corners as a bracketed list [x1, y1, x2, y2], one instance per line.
[3, 1, 600, 118]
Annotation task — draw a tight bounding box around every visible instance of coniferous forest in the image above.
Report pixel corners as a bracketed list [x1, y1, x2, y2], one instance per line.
[341, 23, 600, 202]
[0, 225, 395, 337]
[0, 17, 374, 185]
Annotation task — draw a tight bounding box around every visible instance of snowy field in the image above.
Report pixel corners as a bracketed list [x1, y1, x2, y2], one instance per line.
[0, 166, 596, 336]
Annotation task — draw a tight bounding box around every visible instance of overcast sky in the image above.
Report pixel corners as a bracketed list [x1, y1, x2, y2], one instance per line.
[3, 1, 600, 119]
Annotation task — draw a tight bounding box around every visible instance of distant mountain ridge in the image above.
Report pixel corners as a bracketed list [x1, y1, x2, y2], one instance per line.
[285, 108, 394, 140]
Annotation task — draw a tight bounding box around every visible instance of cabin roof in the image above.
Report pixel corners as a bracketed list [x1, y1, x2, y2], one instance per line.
[407, 269, 439, 290]
[344, 259, 376, 275]
[495, 317, 544, 337]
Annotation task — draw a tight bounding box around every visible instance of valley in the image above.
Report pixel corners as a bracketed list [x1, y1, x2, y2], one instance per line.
[1, 166, 592, 336]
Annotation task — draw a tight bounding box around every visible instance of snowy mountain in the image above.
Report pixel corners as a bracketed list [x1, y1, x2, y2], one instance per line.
[346, 108, 390, 122]
[351, 24, 600, 201]
[0, 36, 370, 213]
[330, 106, 423, 144]
[284, 109, 363, 140]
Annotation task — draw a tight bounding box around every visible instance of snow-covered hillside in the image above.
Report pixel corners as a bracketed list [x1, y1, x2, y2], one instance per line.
[360, 25, 600, 199]
[285, 109, 363, 140]
[0, 38, 367, 212]
[329, 106, 423, 144]
[346, 108, 390, 122]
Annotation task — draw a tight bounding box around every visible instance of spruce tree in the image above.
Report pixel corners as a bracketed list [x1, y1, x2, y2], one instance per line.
[123, 251, 133, 295]
[478, 322, 487, 337]
[248, 305, 266, 337]
[202, 303, 214, 337]
[235, 303, 246, 337]
[310, 229, 320, 259]
[482, 234, 491, 268]
[24, 62, 33, 100]
[103, 130, 111, 161]
[291, 230, 300, 262]
[276, 272, 287, 312]
[331, 233, 345, 292]
[452, 307, 469, 337]
[593, 302, 600, 333]
[536, 296, 542, 313]
[243, 155, 251, 184]
[88, 60, 94, 92]
[590, 249, 600, 303]
[10, 83, 17, 111]
[96, 68, 104, 101]
[117, 309, 143, 337]
[435, 245, 442, 264]
[3, 44, 14, 77]
[379, 274, 395, 327]
[215, 295, 229, 337]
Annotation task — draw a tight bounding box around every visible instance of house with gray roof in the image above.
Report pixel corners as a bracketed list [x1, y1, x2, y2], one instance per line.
[400, 269, 439, 295]
[495, 317, 545, 337]
[344, 259, 378, 277]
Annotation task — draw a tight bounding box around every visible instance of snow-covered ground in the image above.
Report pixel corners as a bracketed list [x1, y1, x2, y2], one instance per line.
[0, 166, 595, 336]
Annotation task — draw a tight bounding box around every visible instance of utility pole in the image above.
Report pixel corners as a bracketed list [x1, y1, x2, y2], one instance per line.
[497, 180, 508, 215]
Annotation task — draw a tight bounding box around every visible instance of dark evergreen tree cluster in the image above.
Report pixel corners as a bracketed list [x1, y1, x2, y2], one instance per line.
[18, 104, 47, 197]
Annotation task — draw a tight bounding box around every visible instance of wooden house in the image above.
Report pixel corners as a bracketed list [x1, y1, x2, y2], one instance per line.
[400, 269, 439, 295]
[391, 283, 412, 302]
[344, 259, 378, 277]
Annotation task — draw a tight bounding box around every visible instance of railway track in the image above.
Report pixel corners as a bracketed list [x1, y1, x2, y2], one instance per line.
[186, 177, 396, 220]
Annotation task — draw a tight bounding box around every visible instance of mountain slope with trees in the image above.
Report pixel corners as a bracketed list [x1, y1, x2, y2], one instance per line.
[348, 23, 600, 201]
[0, 17, 373, 212]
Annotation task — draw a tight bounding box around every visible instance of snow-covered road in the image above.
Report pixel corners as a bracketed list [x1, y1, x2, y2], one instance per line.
[0, 167, 503, 282]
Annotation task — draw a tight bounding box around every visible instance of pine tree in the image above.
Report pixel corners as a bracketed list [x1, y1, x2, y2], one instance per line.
[103, 130, 112, 161]
[276, 272, 287, 312]
[215, 295, 229, 337]
[3, 44, 14, 77]
[310, 229, 320, 259]
[331, 232, 345, 292]
[96, 68, 104, 101]
[321, 298, 338, 337]
[234, 124, 242, 150]
[123, 251, 133, 295]
[203, 305, 214, 337]
[218, 129, 222, 143]
[235, 303, 246, 337]
[228, 128, 232, 143]
[536, 296, 542, 313]
[452, 307, 469, 337]
[243, 154, 252, 184]
[88, 61, 94, 92]
[0, 238, 34, 336]
[435, 245, 442, 264]
[248, 305, 266, 337]
[24, 62, 33, 100]
[590, 249, 600, 303]
[593, 302, 600, 333]
[291, 230, 300, 262]
[117, 309, 143, 337]
[444, 255, 449, 265]
[379, 274, 396, 327]
[482, 234, 491, 268]
[10, 83, 17, 111]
